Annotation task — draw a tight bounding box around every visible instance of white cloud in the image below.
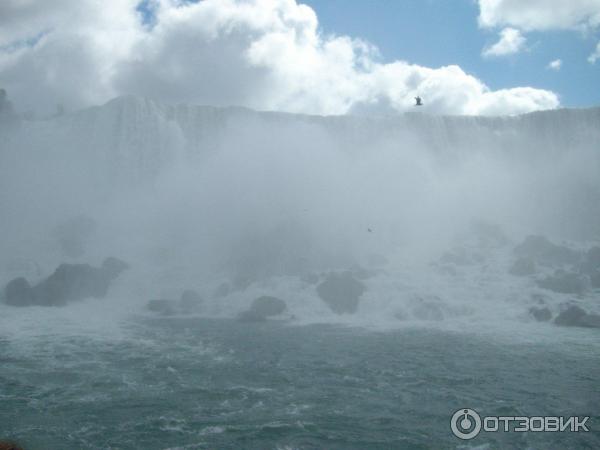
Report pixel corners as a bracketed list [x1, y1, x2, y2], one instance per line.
[0, 0, 559, 116]
[589, 41, 600, 62]
[547, 59, 562, 70]
[478, 0, 600, 31]
[482, 27, 526, 57]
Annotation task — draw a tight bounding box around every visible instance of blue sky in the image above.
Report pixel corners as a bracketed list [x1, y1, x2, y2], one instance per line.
[303, 0, 600, 108]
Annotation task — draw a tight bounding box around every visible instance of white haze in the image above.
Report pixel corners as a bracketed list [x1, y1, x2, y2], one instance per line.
[0, 96, 599, 331]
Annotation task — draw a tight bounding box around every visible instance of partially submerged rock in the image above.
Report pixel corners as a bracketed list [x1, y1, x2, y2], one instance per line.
[147, 289, 203, 315]
[180, 289, 203, 313]
[514, 235, 579, 266]
[529, 306, 552, 322]
[554, 305, 600, 328]
[4, 277, 35, 306]
[147, 299, 177, 316]
[316, 272, 365, 314]
[239, 296, 287, 322]
[536, 270, 586, 295]
[3, 257, 128, 307]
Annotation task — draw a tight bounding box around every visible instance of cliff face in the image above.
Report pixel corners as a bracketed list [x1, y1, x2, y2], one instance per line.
[7, 96, 599, 178]
[1, 97, 599, 253]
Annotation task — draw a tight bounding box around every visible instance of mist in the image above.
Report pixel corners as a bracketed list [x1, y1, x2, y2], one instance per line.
[0, 95, 598, 325]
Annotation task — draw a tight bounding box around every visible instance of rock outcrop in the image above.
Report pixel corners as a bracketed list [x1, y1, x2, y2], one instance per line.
[146, 289, 203, 315]
[554, 305, 600, 328]
[238, 296, 287, 322]
[536, 270, 586, 295]
[3, 257, 128, 307]
[514, 235, 579, 266]
[316, 272, 365, 314]
[529, 306, 552, 322]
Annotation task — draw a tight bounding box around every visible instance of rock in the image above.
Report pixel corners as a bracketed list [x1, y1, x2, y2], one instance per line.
[536, 270, 586, 295]
[179, 289, 203, 313]
[514, 235, 579, 266]
[554, 305, 600, 328]
[4, 277, 35, 306]
[316, 272, 365, 314]
[102, 257, 129, 278]
[509, 257, 536, 276]
[2, 257, 128, 307]
[147, 299, 177, 316]
[529, 306, 552, 322]
[239, 296, 287, 322]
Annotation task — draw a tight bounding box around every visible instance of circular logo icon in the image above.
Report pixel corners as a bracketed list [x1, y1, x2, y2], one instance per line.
[451, 408, 482, 440]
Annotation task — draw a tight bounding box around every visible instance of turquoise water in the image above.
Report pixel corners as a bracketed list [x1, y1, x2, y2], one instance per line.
[1, 318, 599, 449]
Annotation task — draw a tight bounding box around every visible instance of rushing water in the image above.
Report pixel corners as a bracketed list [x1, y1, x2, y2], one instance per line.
[1, 314, 599, 449]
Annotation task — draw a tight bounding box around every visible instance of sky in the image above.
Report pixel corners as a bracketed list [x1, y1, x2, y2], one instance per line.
[303, 0, 600, 108]
[0, 0, 599, 116]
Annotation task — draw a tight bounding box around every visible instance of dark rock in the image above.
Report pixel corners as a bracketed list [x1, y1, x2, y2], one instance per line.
[147, 299, 177, 316]
[536, 270, 586, 295]
[529, 306, 552, 322]
[239, 296, 287, 322]
[2, 257, 128, 307]
[179, 289, 203, 313]
[514, 235, 580, 266]
[509, 257, 536, 276]
[317, 272, 365, 314]
[4, 277, 35, 306]
[554, 305, 600, 328]
[102, 257, 129, 278]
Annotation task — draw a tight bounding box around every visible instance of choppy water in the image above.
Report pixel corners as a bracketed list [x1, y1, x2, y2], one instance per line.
[1, 316, 598, 449]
